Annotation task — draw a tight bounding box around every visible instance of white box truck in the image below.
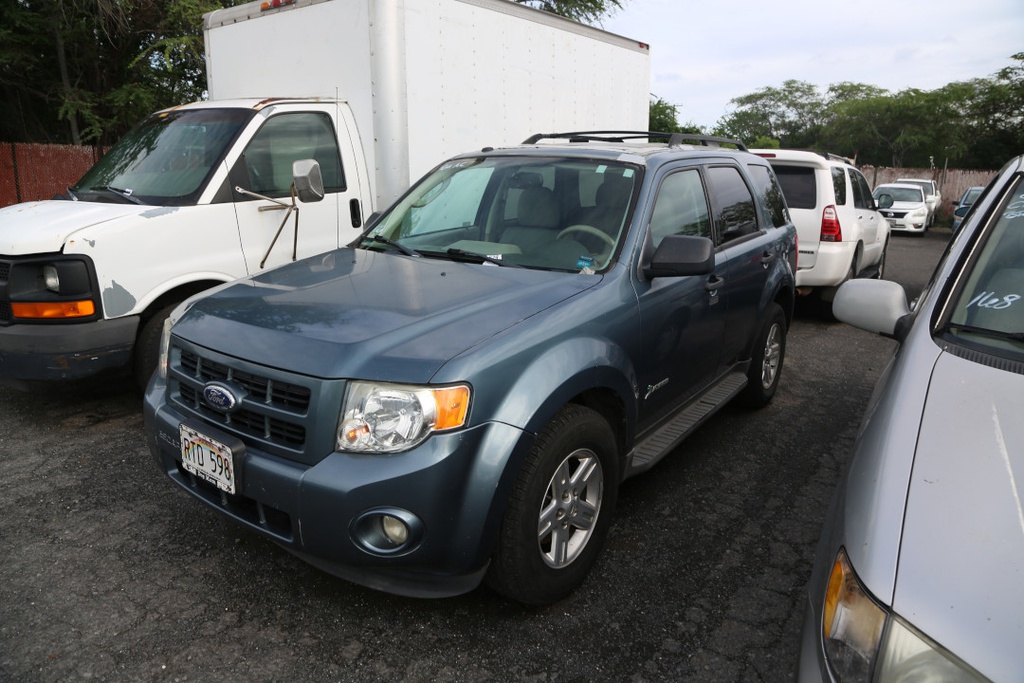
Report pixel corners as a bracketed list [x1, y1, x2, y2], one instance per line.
[0, 0, 649, 388]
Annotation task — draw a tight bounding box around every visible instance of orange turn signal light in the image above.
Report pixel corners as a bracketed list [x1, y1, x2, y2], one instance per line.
[11, 300, 96, 319]
[433, 386, 470, 431]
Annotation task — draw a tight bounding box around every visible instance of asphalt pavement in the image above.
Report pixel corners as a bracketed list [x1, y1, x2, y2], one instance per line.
[0, 230, 949, 683]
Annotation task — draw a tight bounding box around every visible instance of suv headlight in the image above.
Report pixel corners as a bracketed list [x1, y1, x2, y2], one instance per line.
[822, 549, 987, 682]
[337, 381, 470, 453]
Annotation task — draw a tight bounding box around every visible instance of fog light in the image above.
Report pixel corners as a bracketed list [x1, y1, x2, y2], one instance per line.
[381, 515, 409, 545]
[352, 508, 422, 556]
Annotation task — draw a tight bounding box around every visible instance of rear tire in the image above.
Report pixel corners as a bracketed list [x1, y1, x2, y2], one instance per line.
[739, 303, 786, 408]
[486, 404, 618, 605]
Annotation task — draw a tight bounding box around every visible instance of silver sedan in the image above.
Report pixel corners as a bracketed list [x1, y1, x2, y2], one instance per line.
[798, 155, 1024, 682]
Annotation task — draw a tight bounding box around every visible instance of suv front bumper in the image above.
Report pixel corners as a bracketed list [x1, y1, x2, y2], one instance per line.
[143, 381, 531, 598]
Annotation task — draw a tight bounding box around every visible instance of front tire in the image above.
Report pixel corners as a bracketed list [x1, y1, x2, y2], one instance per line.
[486, 404, 618, 605]
[739, 303, 787, 408]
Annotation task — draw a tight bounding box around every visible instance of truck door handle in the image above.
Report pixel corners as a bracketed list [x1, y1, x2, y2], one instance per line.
[705, 275, 725, 292]
[350, 198, 362, 228]
[760, 250, 775, 266]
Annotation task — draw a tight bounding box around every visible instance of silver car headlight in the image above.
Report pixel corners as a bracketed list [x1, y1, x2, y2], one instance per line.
[909, 206, 928, 220]
[337, 381, 470, 453]
[822, 549, 986, 682]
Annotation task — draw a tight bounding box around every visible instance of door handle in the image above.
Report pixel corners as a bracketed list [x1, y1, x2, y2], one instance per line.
[705, 275, 725, 292]
[349, 198, 362, 228]
[760, 250, 775, 267]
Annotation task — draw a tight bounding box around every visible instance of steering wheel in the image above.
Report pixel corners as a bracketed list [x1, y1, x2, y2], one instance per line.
[557, 224, 616, 250]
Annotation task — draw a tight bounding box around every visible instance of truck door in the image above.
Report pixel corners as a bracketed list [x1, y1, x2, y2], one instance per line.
[634, 166, 726, 429]
[230, 109, 357, 274]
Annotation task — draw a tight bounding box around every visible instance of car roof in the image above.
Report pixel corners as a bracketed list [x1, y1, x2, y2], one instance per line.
[749, 148, 855, 168]
[485, 131, 760, 166]
[875, 183, 925, 192]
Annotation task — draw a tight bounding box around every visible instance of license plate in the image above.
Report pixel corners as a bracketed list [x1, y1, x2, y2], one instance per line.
[179, 424, 237, 494]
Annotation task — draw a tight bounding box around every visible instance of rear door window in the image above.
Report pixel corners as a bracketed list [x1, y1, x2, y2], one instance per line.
[831, 167, 848, 205]
[771, 166, 816, 210]
[706, 165, 758, 242]
[747, 163, 789, 227]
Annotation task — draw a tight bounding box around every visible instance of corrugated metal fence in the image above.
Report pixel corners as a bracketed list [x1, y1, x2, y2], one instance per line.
[1, 142, 105, 207]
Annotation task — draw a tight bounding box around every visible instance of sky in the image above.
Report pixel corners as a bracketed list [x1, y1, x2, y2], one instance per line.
[600, 0, 1024, 130]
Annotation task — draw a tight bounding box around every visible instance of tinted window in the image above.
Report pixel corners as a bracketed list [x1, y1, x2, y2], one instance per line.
[243, 112, 346, 197]
[707, 165, 758, 242]
[851, 170, 873, 209]
[771, 166, 816, 210]
[648, 169, 712, 247]
[747, 163, 789, 227]
[831, 167, 848, 205]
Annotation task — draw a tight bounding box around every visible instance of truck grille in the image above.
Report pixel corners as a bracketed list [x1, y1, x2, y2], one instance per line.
[0, 262, 10, 281]
[167, 342, 332, 463]
[0, 302, 9, 323]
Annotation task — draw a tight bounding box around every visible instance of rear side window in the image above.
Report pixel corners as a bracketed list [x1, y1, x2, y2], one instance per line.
[851, 170, 873, 209]
[747, 163, 789, 227]
[831, 167, 848, 205]
[771, 166, 816, 210]
[707, 165, 758, 242]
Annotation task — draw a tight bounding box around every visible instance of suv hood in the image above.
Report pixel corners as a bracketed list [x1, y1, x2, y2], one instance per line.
[175, 248, 601, 383]
[893, 350, 1024, 681]
[0, 200, 147, 254]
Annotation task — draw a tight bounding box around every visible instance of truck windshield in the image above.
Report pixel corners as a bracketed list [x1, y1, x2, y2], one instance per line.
[362, 155, 639, 273]
[71, 108, 253, 206]
[943, 175, 1024, 358]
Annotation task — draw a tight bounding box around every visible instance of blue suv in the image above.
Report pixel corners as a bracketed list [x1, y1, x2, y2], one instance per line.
[144, 132, 797, 604]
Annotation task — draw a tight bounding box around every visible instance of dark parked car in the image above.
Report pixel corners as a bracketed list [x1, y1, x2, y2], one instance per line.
[952, 185, 985, 232]
[144, 132, 796, 605]
[798, 154, 1024, 681]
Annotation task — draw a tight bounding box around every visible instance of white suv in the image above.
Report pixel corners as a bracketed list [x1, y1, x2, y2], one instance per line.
[752, 149, 890, 310]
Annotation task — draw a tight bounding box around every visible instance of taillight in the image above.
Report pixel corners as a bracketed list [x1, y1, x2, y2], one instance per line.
[821, 206, 842, 242]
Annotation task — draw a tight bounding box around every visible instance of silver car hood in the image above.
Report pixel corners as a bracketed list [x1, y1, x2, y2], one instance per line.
[893, 350, 1024, 681]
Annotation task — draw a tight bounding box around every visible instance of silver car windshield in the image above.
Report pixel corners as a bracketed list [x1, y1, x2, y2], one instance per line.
[362, 156, 639, 273]
[946, 176, 1024, 353]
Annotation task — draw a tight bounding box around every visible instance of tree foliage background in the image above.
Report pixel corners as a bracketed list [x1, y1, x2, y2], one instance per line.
[706, 54, 1024, 170]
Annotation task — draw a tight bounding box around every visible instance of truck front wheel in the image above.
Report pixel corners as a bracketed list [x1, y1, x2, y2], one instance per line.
[133, 303, 177, 391]
[486, 404, 618, 605]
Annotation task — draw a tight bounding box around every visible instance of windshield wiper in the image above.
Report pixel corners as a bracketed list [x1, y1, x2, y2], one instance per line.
[445, 248, 522, 268]
[946, 322, 1024, 343]
[365, 234, 421, 257]
[89, 185, 145, 205]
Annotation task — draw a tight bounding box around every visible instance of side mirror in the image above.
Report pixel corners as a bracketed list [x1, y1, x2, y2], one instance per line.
[644, 234, 715, 278]
[875, 193, 894, 209]
[954, 205, 970, 217]
[292, 159, 324, 203]
[833, 279, 911, 339]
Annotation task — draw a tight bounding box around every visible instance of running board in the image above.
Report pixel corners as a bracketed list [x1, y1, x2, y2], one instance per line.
[626, 372, 747, 478]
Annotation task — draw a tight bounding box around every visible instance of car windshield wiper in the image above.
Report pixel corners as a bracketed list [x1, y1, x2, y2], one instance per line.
[364, 234, 421, 257]
[946, 322, 1024, 343]
[443, 248, 522, 268]
[89, 185, 145, 205]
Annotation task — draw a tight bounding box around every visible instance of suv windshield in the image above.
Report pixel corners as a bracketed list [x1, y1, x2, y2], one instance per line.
[71, 108, 253, 206]
[945, 175, 1024, 356]
[361, 155, 640, 273]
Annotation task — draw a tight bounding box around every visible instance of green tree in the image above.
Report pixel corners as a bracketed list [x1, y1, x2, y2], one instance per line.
[514, 0, 624, 24]
[717, 80, 823, 148]
[0, 0, 227, 145]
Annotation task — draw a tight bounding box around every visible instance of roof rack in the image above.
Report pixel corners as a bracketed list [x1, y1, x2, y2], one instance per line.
[522, 131, 748, 152]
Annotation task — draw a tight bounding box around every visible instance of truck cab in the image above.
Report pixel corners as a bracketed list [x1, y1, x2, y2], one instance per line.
[0, 99, 370, 387]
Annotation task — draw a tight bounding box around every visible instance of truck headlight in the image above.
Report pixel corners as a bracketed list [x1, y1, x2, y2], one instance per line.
[822, 549, 986, 682]
[337, 381, 470, 453]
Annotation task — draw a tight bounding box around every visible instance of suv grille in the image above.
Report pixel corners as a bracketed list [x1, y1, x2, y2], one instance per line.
[169, 344, 320, 459]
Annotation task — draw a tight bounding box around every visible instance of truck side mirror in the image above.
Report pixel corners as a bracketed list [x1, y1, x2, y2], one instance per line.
[292, 159, 325, 203]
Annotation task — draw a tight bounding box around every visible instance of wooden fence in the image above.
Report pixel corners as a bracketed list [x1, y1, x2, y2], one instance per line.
[0, 142, 1003, 221]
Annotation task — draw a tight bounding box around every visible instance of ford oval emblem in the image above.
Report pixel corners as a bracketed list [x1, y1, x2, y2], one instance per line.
[202, 382, 241, 413]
